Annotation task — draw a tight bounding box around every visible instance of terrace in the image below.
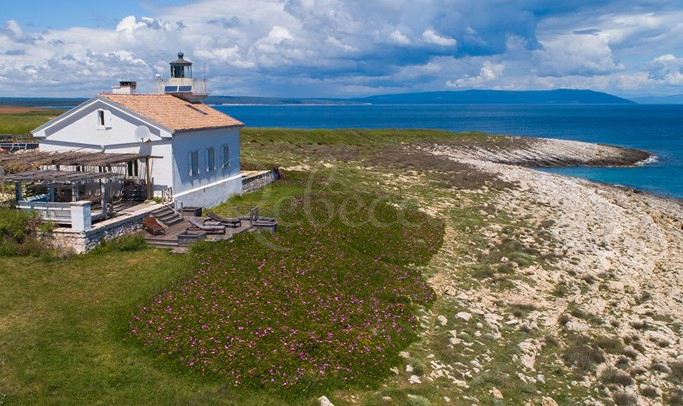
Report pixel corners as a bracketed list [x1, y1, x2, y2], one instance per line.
[0, 150, 158, 229]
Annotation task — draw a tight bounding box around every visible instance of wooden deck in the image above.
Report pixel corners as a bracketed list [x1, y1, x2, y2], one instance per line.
[144, 216, 257, 249]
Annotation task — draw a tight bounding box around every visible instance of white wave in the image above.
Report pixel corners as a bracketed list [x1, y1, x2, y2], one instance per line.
[636, 154, 659, 166]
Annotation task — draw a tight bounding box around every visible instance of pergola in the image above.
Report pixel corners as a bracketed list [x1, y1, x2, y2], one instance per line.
[0, 170, 124, 222]
[0, 150, 158, 200]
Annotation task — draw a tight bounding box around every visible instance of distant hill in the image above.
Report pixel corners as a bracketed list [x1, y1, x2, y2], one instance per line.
[1, 89, 634, 107]
[203, 95, 355, 105]
[0, 97, 86, 108]
[631, 94, 683, 104]
[352, 89, 635, 105]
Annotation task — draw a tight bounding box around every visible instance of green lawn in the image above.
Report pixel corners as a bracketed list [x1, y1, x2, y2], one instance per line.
[0, 110, 64, 136]
[0, 249, 310, 405]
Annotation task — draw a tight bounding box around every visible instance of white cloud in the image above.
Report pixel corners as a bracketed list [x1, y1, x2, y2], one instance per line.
[446, 61, 505, 88]
[390, 30, 411, 45]
[1, 0, 683, 97]
[534, 32, 622, 77]
[422, 29, 457, 47]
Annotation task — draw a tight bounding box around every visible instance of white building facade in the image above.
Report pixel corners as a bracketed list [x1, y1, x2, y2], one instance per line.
[32, 93, 244, 208]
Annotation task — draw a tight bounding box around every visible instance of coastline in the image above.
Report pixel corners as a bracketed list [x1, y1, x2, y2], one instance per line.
[416, 139, 683, 404]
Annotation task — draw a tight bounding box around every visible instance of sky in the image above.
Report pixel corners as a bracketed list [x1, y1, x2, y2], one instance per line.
[2, 0, 683, 98]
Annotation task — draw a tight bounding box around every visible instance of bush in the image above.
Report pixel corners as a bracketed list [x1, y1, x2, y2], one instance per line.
[131, 175, 444, 393]
[599, 367, 634, 386]
[671, 361, 683, 382]
[0, 208, 50, 257]
[613, 391, 637, 406]
[562, 336, 605, 374]
[668, 388, 683, 405]
[594, 336, 624, 355]
[640, 385, 658, 398]
[0, 207, 38, 242]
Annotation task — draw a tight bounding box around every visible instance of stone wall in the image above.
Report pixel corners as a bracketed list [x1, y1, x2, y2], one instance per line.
[47, 205, 161, 254]
[242, 170, 280, 194]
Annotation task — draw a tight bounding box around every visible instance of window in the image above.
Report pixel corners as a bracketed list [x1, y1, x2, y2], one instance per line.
[189, 150, 199, 177]
[206, 147, 215, 172]
[222, 145, 230, 168]
[127, 160, 139, 178]
[97, 109, 111, 129]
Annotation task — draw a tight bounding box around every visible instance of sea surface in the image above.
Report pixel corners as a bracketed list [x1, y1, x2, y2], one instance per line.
[215, 104, 683, 200]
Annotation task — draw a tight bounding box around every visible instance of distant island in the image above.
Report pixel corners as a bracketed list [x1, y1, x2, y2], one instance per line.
[208, 89, 635, 105]
[631, 94, 683, 104]
[351, 89, 635, 105]
[1, 89, 637, 107]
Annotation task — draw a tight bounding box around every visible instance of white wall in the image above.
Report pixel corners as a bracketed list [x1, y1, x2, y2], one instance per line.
[34, 99, 171, 146]
[171, 127, 242, 208]
[36, 99, 175, 195]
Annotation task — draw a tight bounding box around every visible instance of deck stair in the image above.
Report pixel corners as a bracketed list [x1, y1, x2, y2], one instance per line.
[145, 237, 179, 249]
[151, 205, 183, 227]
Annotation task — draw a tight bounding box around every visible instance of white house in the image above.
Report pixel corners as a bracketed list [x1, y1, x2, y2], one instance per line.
[31, 54, 245, 208]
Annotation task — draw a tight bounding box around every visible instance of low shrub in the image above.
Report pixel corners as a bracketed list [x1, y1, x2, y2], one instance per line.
[671, 361, 683, 382]
[0, 207, 38, 242]
[0, 208, 51, 257]
[613, 391, 637, 406]
[599, 367, 634, 386]
[594, 336, 624, 355]
[640, 385, 658, 398]
[562, 336, 605, 374]
[668, 388, 683, 405]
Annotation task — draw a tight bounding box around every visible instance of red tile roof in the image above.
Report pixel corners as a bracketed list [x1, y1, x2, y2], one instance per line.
[100, 93, 243, 132]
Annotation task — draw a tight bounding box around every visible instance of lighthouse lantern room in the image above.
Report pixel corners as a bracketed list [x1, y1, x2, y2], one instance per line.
[155, 51, 207, 101]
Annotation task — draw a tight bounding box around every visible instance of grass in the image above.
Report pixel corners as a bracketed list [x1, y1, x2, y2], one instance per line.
[131, 171, 444, 396]
[0, 109, 64, 135]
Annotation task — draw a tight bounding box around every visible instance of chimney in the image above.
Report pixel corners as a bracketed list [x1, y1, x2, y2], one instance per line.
[112, 81, 137, 94]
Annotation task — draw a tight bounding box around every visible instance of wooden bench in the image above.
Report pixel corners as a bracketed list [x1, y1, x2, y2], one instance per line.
[143, 216, 165, 235]
[187, 218, 226, 234]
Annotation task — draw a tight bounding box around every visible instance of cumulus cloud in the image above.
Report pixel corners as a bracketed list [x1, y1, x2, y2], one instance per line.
[422, 30, 457, 47]
[648, 54, 683, 85]
[0, 0, 683, 96]
[446, 61, 505, 88]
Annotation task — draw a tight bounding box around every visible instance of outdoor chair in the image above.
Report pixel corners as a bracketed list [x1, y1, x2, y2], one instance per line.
[188, 218, 226, 234]
[143, 216, 165, 235]
[206, 210, 242, 228]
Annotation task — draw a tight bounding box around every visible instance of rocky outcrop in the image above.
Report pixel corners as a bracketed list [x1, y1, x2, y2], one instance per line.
[424, 137, 652, 168]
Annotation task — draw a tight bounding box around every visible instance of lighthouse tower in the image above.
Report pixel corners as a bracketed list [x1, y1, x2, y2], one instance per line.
[155, 51, 208, 102]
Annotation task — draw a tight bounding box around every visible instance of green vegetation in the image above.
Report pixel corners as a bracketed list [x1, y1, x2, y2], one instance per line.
[0, 123, 597, 404]
[0, 109, 63, 135]
[132, 172, 444, 397]
[0, 207, 46, 256]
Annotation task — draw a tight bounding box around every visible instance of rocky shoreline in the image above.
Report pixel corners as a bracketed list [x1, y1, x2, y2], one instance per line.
[416, 139, 683, 405]
[424, 137, 653, 168]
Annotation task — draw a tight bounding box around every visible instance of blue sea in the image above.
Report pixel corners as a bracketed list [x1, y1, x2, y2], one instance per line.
[215, 104, 683, 200]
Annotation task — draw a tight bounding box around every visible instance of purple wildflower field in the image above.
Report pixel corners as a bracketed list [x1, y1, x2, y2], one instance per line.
[131, 175, 444, 393]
